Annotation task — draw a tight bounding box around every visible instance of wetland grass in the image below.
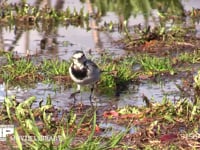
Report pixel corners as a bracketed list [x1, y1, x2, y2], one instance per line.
[137, 54, 174, 74]
[1, 95, 125, 149]
[0, 51, 198, 95]
[0, 53, 39, 84]
[0, 2, 89, 27]
[0, 1, 200, 149]
[98, 55, 137, 95]
[40, 59, 70, 81]
[104, 97, 200, 149]
[178, 50, 200, 64]
[1, 91, 200, 149]
[0, 50, 200, 149]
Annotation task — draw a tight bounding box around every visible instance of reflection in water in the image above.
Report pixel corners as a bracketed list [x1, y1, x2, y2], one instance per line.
[0, 26, 3, 50]
[0, 82, 71, 108]
[86, 0, 103, 52]
[1, 0, 199, 56]
[86, 0, 185, 26]
[118, 79, 181, 107]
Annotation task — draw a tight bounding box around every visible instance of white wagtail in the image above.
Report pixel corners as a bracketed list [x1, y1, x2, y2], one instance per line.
[69, 51, 101, 105]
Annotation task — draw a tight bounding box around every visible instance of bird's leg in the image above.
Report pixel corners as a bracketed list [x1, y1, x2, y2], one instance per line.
[89, 84, 94, 107]
[69, 84, 81, 106]
[70, 91, 80, 106]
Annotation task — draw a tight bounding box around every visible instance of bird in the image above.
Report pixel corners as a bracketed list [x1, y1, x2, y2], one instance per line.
[68, 51, 101, 105]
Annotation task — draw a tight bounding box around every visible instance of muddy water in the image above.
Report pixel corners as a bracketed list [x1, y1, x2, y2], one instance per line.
[0, 0, 200, 109]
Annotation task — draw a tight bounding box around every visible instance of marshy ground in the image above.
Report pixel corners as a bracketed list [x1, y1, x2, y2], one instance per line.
[0, 0, 200, 149]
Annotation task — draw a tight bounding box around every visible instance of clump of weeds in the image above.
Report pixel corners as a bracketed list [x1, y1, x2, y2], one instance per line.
[0, 95, 125, 149]
[0, 1, 89, 27]
[0, 53, 41, 85]
[193, 70, 200, 104]
[98, 54, 137, 96]
[0, 52, 71, 86]
[0, 51, 195, 96]
[0, 51, 200, 149]
[116, 9, 200, 55]
[103, 97, 200, 149]
[178, 50, 200, 64]
[40, 59, 70, 83]
[137, 54, 174, 75]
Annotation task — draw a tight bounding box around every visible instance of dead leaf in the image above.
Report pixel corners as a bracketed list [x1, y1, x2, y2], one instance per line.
[95, 125, 100, 133]
[138, 73, 153, 80]
[103, 110, 119, 118]
[160, 133, 177, 143]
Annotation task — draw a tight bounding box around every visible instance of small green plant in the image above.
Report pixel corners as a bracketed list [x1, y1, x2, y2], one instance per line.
[1, 55, 38, 84]
[99, 55, 136, 95]
[178, 51, 200, 63]
[138, 54, 174, 74]
[40, 59, 70, 77]
[0, 2, 89, 26]
[1, 95, 125, 149]
[108, 97, 200, 149]
[194, 70, 200, 88]
[193, 70, 200, 104]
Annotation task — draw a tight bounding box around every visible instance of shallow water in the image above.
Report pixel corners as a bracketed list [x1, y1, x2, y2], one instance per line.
[0, 75, 182, 109]
[0, 0, 200, 108]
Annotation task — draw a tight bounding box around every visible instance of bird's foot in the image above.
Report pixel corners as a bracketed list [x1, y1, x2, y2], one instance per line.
[69, 90, 80, 107]
[89, 95, 95, 108]
[69, 91, 80, 99]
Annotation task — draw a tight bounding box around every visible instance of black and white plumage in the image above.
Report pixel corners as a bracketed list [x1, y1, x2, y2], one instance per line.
[69, 51, 101, 104]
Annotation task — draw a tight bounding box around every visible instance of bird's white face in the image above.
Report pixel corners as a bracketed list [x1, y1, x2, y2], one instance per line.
[72, 51, 87, 65]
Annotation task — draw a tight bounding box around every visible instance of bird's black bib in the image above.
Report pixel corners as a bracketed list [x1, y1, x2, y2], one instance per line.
[71, 63, 87, 80]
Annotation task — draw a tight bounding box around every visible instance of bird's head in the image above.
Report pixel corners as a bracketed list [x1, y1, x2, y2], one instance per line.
[72, 51, 87, 64]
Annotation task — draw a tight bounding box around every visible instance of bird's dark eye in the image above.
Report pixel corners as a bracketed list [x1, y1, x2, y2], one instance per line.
[78, 54, 84, 59]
